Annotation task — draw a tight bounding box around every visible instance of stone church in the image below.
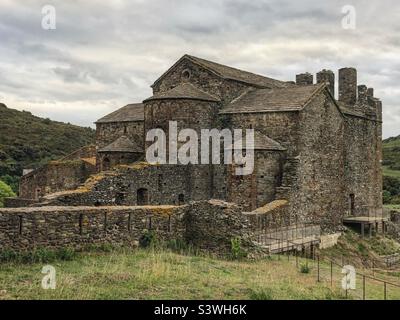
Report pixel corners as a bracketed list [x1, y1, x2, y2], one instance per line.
[14, 54, 383, 231]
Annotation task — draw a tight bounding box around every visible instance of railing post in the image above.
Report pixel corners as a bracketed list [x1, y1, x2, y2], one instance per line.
[384, 282, 387, 300]
[317, 255, 320, 282]
[330, 261, 333, 287]
[363, 275, 366, 300]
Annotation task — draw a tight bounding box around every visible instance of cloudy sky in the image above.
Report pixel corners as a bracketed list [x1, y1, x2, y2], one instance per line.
[0, 0, 399, 137]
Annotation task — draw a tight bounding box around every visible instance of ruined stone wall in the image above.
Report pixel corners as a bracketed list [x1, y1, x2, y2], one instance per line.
[97, 152, 143, 171]
[0, 200, 252, 255]
[244, 200, 290, 231]
[344, 114, 382, 216]
[0, 205, 183, 251]
[40, 163, 214, 207]
[152, 58, 251, 104]
[293, 90, 346, 231]
[19, 160, 96, 200]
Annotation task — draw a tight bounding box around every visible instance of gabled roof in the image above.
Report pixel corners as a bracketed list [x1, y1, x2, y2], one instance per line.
[220, 83, 324, 114]
[225, 131, 286, 151]
[152, 54, 291, 89]
[98, 136, 143, 153]
[143, 82, 220, 103]
[95, 103, 144, 124]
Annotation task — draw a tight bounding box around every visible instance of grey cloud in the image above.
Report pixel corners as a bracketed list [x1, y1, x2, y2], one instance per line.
[0, 0, 399, 136]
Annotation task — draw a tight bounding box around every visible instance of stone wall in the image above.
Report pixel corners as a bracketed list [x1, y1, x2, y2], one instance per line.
[294, 90, 346, 231]
[152, 57, 251, 104]
[96, 121, 144, 150]
[0, 200, 252, 255]
[344, 113, 382, 217]
[18, 159, 97, 200]
[244, 200, 290, 232]
[3, 198, 38, 208]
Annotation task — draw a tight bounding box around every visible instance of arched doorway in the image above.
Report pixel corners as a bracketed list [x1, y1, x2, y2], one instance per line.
[137, 188, 149, 205]
[102, 157, 111, 171]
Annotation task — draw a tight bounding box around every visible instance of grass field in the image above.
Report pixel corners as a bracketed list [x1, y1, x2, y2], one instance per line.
[383, 166, 400, 179]
[0, 245, 399, 300]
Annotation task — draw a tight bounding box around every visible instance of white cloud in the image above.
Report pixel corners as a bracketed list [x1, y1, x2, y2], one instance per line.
[0, 0, 399, 137]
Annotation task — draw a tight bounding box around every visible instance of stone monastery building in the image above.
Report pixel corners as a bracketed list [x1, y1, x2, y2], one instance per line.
[15, 54, 383, 231]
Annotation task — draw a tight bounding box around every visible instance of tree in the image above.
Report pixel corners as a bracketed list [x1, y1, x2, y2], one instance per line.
[0, 180, 16, 207]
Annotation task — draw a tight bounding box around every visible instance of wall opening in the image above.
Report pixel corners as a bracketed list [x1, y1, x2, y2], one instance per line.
[178, 193, 185, 205]
[349, 194, 355, 216]
[102, 157, 111, 171]
[18, 215, 23, 235]
[115, 192, 125, 205]
[137, 188, 149, 205]
[79, 214, 83, 235]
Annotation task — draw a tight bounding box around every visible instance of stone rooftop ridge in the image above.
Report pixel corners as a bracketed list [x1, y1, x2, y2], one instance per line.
[152, 54, 291, 89]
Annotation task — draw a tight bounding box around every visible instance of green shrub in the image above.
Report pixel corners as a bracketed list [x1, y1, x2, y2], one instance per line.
[230, 237, 247, 260]
[139, 229, 157, 248]
[0, 180, 15, 207]
[300, 263, 310, 274]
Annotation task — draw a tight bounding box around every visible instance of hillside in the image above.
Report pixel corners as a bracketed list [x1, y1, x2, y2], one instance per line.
[0, 103, 95, 192]
[383, 135, 400, 204]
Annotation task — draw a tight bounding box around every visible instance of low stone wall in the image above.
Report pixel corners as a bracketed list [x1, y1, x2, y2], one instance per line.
[244, 200, 290, 232]
[183, 200, 252, 255]
[3, 197, 38, 208]
[0, 205, 183, 251]
[319, 233, 341, 249]
[0, 200, 253, 255]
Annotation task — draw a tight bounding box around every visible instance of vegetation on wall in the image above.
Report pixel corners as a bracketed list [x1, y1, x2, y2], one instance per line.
[0, 180, 15, 207]
[0, 103, 95, 193]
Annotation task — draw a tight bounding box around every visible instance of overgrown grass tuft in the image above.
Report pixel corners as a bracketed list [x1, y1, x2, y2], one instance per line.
[0, 247, 76, 264]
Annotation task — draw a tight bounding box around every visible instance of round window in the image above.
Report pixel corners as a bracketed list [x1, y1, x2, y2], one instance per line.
[181, 69, 191, 81]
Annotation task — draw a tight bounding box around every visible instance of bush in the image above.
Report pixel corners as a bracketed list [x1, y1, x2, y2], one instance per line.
[300, 263, 310, 274]
[0, 180, 16, 207]
[230, 237, 247, 260]
[139, 229, 157, 248]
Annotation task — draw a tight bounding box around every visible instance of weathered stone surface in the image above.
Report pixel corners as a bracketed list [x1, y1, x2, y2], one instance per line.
[10, 55, 383, 237]
[0, 200, 253, 256]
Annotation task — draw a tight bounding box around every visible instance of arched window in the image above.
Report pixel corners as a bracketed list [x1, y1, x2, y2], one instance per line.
[102, 157, 111, 171]
[137, 188, 149, 205]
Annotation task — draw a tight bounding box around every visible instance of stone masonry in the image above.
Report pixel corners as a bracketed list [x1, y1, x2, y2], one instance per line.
[7, 54, 383, 239]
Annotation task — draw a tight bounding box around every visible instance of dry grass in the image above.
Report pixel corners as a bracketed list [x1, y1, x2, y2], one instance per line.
[1, 243, 399, 300]
[0, 248, 345, 300]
